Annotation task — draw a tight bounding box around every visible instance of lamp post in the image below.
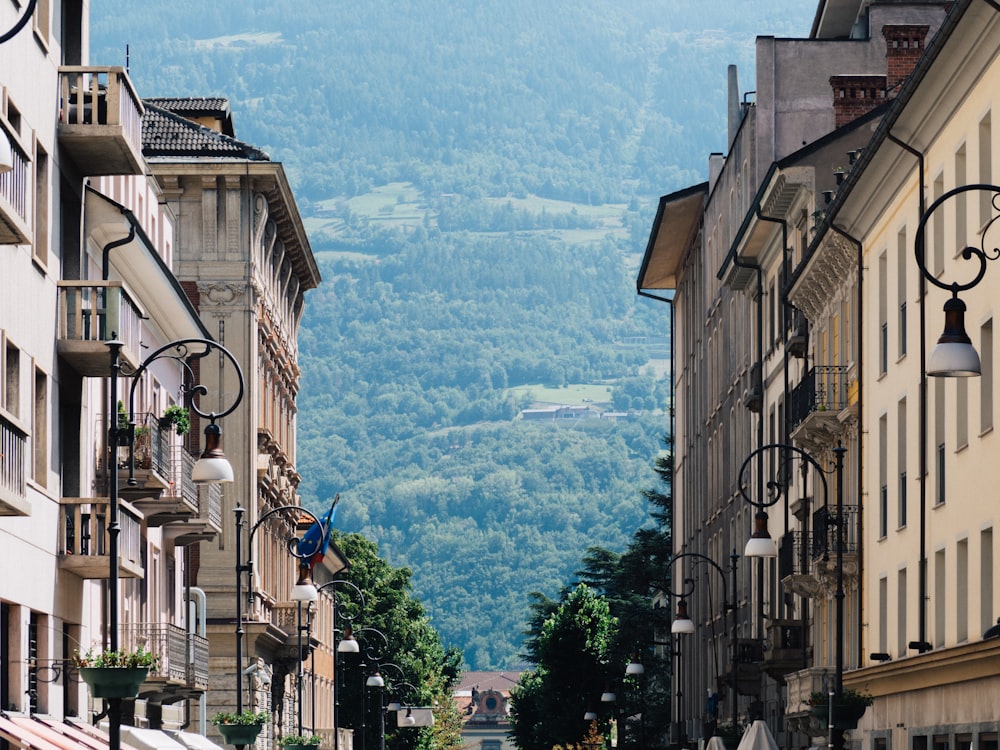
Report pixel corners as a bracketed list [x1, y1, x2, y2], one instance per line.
[738, 442, 846, 749]
[0, 0, 37, 46]
[107, 337, 244, 750]
[233, 504, 323, 742]
[316, 580, 366, 750]
[665, 551, 738, 737]
[339, 626, 388, 750]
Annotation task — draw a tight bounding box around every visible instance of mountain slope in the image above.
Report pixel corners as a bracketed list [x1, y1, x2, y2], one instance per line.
[91, 0, 815, 668]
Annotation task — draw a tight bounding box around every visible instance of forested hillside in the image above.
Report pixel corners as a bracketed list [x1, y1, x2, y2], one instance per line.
[91, 0, 815, 668]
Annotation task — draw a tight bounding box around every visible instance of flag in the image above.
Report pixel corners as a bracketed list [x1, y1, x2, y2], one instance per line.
[297, 494, 339, 569]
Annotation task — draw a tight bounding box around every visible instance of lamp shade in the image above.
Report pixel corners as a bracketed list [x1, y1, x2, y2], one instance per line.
[671, 599, 696, 635]
[625, 660, 644, 676]
[928, 295, 981, 376]
[290, 564, 318, 602]
[744, 511, 778, 558]
[367, 672, 385, 687]
[337, 637, 360, 653]
[0, 131, 12, 174]
[191, 422, 234, 483]
[584, 710, 598, 721]
[386, 701, 401, 712]
[600, 690, 616, 703]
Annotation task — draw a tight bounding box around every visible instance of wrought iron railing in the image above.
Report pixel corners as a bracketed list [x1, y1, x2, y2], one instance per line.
[60, 497, 142, 565]
[789, 365, 850, 431]
[0, 412, 27, 509]
[58, 281, 142, 354]
[811, 504, 859, 558]
[120, 623, 208, 688]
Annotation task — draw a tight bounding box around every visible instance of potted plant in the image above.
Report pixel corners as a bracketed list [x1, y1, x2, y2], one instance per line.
[278, 734, 322, 750]
[806, 688, 873, 729]
[72, 645, 159, 699]
[160, 405, 191, 436]
[212, 711, 270, 746]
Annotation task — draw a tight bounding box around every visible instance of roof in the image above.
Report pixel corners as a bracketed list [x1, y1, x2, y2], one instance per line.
[636, 182, 709, 291]
[144, 97, 235, 135]
[454, 671, 522, 695]
[142, 102, 269, 160]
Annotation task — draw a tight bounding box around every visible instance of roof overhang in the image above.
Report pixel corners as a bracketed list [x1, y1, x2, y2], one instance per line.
[85, 187, 210, 342]
[637, 182, 708, 291]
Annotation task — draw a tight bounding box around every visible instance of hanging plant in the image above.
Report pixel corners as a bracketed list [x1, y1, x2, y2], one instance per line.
[161, 405, 191, 435]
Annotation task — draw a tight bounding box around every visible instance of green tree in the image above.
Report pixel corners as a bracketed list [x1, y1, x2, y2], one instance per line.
[509, 585, 615, 750]
[329, 531, 463, 750]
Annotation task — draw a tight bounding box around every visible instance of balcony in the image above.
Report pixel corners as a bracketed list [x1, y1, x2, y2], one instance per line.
[120, 623, 210, 701]
[165, 482, 223, 545]
[57, 281, 143, 376]
[0, 122, 31, 245]
[784, 666, 831, 736]
[58, 497, 144, 579]
[789, 366, 851, 446]
[762, 619, 807, 682]
[0, 411, 29, 516]
[780, 506, 859, 598]
[57, 67, 144, 176]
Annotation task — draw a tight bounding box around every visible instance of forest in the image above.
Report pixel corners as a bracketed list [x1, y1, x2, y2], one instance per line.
[90, 0, 816, 668]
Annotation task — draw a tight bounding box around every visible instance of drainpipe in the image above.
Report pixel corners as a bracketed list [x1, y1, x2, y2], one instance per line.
[829, 224, 864, 668]
[886, 132, 927, 651]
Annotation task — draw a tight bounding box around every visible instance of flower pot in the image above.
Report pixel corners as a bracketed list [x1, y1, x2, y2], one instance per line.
[810, 703, 868, 729]
[217, 724, 264, 747]
[283, 744, 320, 750]
[78, 666, 149, 698]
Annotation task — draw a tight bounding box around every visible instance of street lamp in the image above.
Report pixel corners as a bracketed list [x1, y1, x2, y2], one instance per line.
[664, 552, 738, 738]
[234, 503, 324, 742]
[913, 183, 1000, 376]
[107, 337, 244, 750]
[314, 580, 366, 750]
[0, 0, 37, 46]
[339, 627, 389, 750]
[738, 442, 846, 749]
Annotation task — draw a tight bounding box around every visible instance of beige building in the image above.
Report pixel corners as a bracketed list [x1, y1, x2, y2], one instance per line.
[807, 0, 1000, 746]
[0, 4, 331, 749]
[638, 0, 949, 746]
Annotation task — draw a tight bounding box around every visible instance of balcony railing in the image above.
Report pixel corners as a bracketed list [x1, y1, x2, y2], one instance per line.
[789, 365, 849, 432]
[120, 623, 209, 690]
[778, 532, 812, 580]
[59, 497, 143, 578]
[0, 411, 29, 516]
[0, 121, 31, 244]
[200, 482, 223, 530]
[812, 505, 859, 558]
[57, 281, 143, 376]
[57, 67, 144, 176]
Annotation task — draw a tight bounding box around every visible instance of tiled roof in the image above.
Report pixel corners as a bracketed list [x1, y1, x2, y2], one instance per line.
[145, 96, 232, 116]
[141, 102, 270, 161]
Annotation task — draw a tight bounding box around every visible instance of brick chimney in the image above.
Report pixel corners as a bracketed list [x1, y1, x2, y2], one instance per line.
[883, 25, 930, 92]
[830, 75, 887, 128]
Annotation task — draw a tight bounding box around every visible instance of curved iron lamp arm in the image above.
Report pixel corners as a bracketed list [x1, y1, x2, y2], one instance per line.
[0, 0, 37, 45]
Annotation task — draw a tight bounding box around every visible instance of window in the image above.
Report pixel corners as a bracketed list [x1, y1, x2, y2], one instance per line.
[3, 337, 21, 419]
[33, 142, 49, 268]
[983, 319, 994, 432]
[956, 144, 968, 253]
[935, 378, 945, 505]
[897, 568, 907, 657]
[935, 548, 946, 647]
[957, 377, 969, 448]
[879, 414, 888, 538]
[878, 576, 888, 653]
[32, 367, 46, 487]
[898, 228, 907, 358]
[980, 113, 993, 226]
[933, 174, 944, 275]
[879, 250, 888, 375]
[982, 528, 994, 635]
[898, 398, 907, 528]
[957, 539, 968, 642]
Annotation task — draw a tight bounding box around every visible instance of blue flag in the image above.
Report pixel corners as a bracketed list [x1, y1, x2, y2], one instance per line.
[297, 494, 339, 568]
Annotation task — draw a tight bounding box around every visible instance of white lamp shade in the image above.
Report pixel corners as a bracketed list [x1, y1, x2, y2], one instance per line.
[671, 617, 696, 635]
[290, 581, 318, 603]
[625, 661, 644, 676]
[367, 673, 385, 687]
[928, 340, 981, 377]
[191, 455, 234, 483]
[338, 638, 360, 653]
[386, 702, 401, 712]
[744, 535, 779, 558]
[600, 691, 616, 703]
[0, 132, 13, 174]
[584, 711, 598, 721]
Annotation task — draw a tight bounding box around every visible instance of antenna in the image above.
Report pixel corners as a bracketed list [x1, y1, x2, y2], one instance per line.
[126, 43, 130, 74]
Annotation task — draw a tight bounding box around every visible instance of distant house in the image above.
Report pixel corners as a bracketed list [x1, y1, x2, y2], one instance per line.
[519, 405, 594, 420]
[453, 671, 522, 750]
[600, 411, 630, 421]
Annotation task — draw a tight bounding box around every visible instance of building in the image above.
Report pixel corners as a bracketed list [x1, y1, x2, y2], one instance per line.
[0, 4, 328, 748]
[453, 672, 520, 750]
[806, 0, 1000, 746]
[637, 0, 948, 746]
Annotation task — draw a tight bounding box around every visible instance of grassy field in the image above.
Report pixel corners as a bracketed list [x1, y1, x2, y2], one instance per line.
[508, 383, 614, 407]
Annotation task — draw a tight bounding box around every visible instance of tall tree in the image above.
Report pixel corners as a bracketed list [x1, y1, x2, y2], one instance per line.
[509, 585, 616, 750]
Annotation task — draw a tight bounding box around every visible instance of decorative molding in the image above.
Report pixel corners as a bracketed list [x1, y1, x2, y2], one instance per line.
[198, 281, 246, 307]
[789, 234, 857, 322]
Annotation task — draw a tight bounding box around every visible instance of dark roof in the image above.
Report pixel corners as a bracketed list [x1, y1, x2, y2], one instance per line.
[144, 97, 235, 134]
[141, 101, 270, 161]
